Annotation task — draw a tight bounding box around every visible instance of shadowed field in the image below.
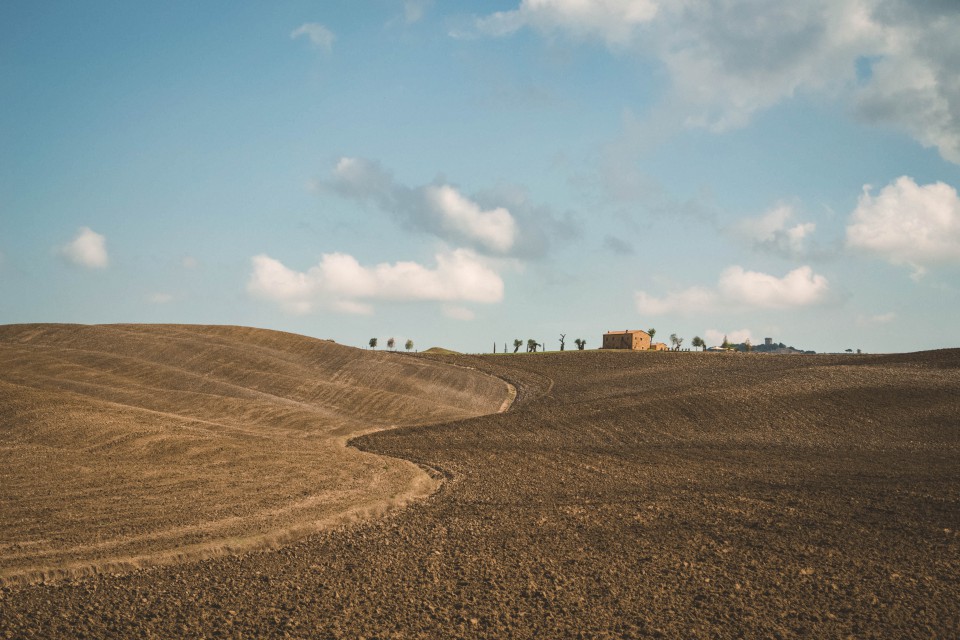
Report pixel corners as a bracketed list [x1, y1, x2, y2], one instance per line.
[1, 333, 958, 638]
[0, 324, 512, 584]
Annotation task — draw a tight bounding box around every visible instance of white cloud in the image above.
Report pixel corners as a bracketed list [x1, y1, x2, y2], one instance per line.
[635, 287, 716, 316]
[248, 249, 504, 315]
[656, 1, 878, 132]
[785, 223, 817, 251]
[291, 22, 336, 51]
[846, 176, 960, 276]
[705, 328, 753, 347]
[331, 156, 391, 194]
[324, 157, 560, 256]
[635, 265, 831, 315]
[59, 227, 108, 269]
[424, 185, 517, 253]
[477, 0, 658, 45]
[442, 304, 475, 321]
[718, 265, 830, 309]
[853, 3, 960, 163]
[476, 0, 960, 163]
[734, 204, 816, 257]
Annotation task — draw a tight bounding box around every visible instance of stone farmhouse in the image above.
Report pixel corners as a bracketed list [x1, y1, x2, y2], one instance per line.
[602, 329, 651, 350]
[603, 329, 672, 351]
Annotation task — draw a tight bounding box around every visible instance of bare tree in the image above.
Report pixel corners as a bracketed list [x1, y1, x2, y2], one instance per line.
[670, 333, 684, 351]
[559, 334, 566, 351]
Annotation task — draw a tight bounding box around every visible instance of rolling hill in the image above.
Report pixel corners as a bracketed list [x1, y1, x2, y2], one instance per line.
[0, 324, 512, 584]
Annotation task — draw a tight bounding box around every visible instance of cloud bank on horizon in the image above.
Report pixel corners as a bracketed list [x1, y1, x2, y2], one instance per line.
[1, 1, 958, 353]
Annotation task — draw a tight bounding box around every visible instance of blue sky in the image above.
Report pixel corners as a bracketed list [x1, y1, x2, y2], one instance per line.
[2, 0, 959, 353]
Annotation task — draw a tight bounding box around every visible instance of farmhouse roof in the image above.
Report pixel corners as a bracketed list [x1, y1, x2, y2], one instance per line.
[604, 329, 650, 336]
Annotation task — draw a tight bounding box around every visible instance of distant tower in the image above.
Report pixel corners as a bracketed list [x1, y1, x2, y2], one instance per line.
[765, 337, 773, 346]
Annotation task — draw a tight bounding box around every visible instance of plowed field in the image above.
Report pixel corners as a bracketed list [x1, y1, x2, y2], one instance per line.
[1, 328, 958, 638]
[0, 324, 511, 585]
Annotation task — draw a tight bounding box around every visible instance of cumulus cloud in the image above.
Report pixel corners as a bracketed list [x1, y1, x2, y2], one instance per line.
[718, 265, 830, 309]
[476, 0, 658, 46]
[59, 227, 108, 269]
[291, 22, 336, 51]
[473, 183, 581, 258]
[853, 2, 960, 163]
[635, 265, 831, 315]
[733, 204, 816, 258]
[322, 157, 573, 257]
[846, 176, 960, 277]
[635, 287, 716, 316]
[326, 157, 515, 253]
[328, 157, 394, 201]
[655, 1, 879, 132]
[475, 0, 960, 163]
[423, 185, 517, 253]
[247, 249, 503, 315]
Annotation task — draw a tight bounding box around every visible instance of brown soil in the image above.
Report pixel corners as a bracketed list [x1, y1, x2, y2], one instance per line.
[2, 331, 958, 638]
[0, 324, 511, 585]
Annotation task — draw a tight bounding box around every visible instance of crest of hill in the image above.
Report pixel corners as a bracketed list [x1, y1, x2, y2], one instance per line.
[0, 324, 511, 584]
[422, 346, 462, 355]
